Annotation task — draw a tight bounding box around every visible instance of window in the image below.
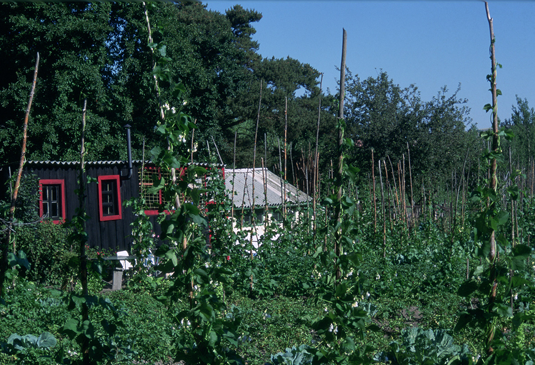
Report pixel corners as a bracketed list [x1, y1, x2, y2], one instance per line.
[236, 209, 264, 226]
[98, 175, 122, 221]
[39, 179, 66, 224]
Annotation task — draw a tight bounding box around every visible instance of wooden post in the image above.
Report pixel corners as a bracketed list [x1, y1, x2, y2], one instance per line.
[314, 74, 324, 243]
[485, 2, 499, 352]
[284, 97, 288, 217]
[407, 143, 414, 227]
[250, 81, 262, 292]
[231, 131, 236, 219]
[379, 160, 386, 258]
[0, 53, 39, 298]
[334, 28, 347, 285]
[372, 149, 377, 233]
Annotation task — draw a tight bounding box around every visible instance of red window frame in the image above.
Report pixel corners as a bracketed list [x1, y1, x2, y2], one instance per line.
[98, 175, 122, 221]
[39, 179, 66, 224]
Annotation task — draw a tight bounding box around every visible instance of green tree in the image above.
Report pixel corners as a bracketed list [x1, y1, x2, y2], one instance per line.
[227, 56, 338, 173]
[502, 96, 535, 170]
[343, 70, 424, 170]
[0, 2, 125, 163]
[343, 69, 476, 188]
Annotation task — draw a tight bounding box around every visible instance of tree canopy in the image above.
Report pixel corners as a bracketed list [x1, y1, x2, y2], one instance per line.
[0, 2, 489, 190]
[343, 69, 477, 183]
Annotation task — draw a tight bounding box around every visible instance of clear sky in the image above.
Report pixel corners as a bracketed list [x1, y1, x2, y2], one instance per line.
[205, 0, 535, 130]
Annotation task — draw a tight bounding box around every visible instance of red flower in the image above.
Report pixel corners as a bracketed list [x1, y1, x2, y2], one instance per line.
[226, 256, 231, 261]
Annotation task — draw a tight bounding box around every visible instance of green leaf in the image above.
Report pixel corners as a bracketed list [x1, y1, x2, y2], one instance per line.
[458, 281, 478, 297]
[347, 253, 362, 267]
[510, 276, 530, 288]
[16, 250, 30, 271]
[37, 332, 57, 348]
[495, 303, 513, 318]
[312, 245, 323, 258]
[165, 249, 178, 267]
[513, 244, 531, 258]
[335, 283, 348, 298]
[208, 330, 218, 347]
[71, 295, 86, 308]
[7, 252, 17, 268]
[194, 268, 210, 284]
[82, 320, 95, 339]
[473, 265, 485, 276]
[63, 319, 80, 339]
[341, 337, 355, 353]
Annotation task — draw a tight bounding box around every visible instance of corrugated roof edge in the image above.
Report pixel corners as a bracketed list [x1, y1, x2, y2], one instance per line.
[22, 160, 225, 167]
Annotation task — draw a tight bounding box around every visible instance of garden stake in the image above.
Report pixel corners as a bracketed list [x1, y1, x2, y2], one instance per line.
[372, 149, 377, 233]
[485, 2, 499, 352]
[262, 158, 268, 231]
[211, 135, 224, 165]
[278, 137, 284, 216]
[284, 96, 288, 214]
[190, 119, 197, 163]
[314, 73, 324, 243]
[79, 99, 90, 364]
[379, 160, 386, 258]
[250, 80, 262, 293]
[334, 28, 347, 285]
[397, 161, 402, 223]
[407, 142, 414, 228]
[385, 160, 393, 229]
[0, 52, 39, 299]
[388, 156, 399, 218]
[231, 131, 236, 219]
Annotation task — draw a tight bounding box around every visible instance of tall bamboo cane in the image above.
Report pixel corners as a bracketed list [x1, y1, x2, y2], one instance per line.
[334, 28, 347, 284]
[0, 53, 39, 299]
[485, 1, 499, 352]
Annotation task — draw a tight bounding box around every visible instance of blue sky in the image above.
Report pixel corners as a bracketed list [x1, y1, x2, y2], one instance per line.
[205, 1, 535, 129]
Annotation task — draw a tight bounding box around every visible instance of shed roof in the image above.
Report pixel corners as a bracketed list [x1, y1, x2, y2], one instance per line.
[21, 161, 224, 168]
[225, 168, 311, 208]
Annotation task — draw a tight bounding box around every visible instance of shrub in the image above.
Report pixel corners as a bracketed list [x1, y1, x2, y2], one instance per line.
[15, 223, 76, 287]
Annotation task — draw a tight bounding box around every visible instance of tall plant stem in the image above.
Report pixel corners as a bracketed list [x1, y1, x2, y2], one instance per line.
[387, 156, 399, 218]
[143, 2, 164, 120]
[407, 143, 414, 228]
[264, 133, 269, 224]
[190, 119, 197, 163]
[262, 158, 268, 232]
[250, 80, 262, 293]
[384, 160, 393, 229]
[278, 137, 284, 211]
[211, 135, 224, 165]
[284, 97, 288, 216]
[314, 74, 323, 244]
[0, 53, 39, 298]
[334, 28, 347, 285]
[79, 100, 90, 365]
[402, 155, 408, 233]
[509, 146, 514, 245]
[372, 149, 377, 233]
[231, 131, 237, 219]
[485, 1, 499, 352]
[290, 142, 295, 186]
[379, 160, 386, 258]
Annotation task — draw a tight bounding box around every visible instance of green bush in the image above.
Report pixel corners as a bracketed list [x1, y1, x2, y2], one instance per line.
[15, 222, 76, 287]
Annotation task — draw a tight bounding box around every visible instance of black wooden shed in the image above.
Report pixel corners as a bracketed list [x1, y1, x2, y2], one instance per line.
[0, 160, 225, 253]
